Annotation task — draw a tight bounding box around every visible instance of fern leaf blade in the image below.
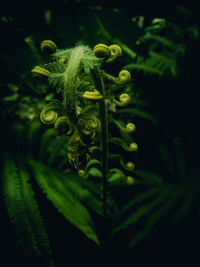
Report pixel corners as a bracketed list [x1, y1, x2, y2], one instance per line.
[2, 153, 53, 267]
[29, 159, 100, 245]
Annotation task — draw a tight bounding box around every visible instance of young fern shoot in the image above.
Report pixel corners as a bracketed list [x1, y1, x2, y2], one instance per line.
[31, 40, 138, 218]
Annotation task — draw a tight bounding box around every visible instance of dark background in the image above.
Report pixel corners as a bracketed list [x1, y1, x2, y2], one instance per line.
[1, 0, 200, 265]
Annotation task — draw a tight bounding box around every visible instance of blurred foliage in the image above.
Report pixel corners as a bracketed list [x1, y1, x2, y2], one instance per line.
[1, 0, 200, 265]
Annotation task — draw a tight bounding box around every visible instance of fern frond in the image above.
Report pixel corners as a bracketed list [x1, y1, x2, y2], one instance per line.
[125, 63, 164, 75]
[129, 188, 182, 247]
[2, 153, 53, 266]
[52, 48, 72, 58]
[112, 185, 181, 235]
[112, 192, 168, 234]
[119, 188, 163, 215]
[44, 62, 66, 73]
[94, 15, 137, 59]
[147, 51, 177, 76]
[45, 167, 104, 216]
[48, 73, 65, 90]
[40, 62, 66, 90]
[29, 159, 100, 245]
[141, 33, 178, 50]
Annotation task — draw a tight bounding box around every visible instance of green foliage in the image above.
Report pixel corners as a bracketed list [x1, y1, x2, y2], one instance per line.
[29, 159, 100, 244]
[1, 1, 200, 263]
[2, 152, 53, 267]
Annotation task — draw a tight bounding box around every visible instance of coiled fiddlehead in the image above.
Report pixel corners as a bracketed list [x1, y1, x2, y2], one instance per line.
[68, 133, 91, 169]
[126, 176, 135, 185]
[114, 70, 131, 84]
[93, 44, 111, 59]
[83, 90, 103, 100]
[54, 116, 73, 135]
[40, 101, 62, 125]
[41, 40, 57, 54]
[110, 118, 136, 133]
[113, 93, 131, 106]
[106, 44, 122, 63]
[110, 137, 138, 152]
[31, 66, 50, 78]
[40, 110, 58, 125]
[93, 44, 122, 64]
[120, 159, 135, 171]
[77, 115, 101, 145]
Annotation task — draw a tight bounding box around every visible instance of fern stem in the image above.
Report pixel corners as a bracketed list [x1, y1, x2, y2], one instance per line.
[63, 45, 87, 120]
[90, 66, 108, 219]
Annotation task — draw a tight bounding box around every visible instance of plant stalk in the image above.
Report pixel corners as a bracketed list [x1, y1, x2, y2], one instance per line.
[90, 66, 108, 218]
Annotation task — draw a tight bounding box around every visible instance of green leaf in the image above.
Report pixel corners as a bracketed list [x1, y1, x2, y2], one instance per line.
[29, 159, 100, 245]
[87, 167, 102, 178]
[2, 153, 53, 267]
[108, 168, 126, 185]
[3, 93, 19, 101]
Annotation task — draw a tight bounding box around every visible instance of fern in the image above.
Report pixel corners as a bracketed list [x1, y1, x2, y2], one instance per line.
[29, 159, 100, 245]
[38, 128, 56, 161]
[43, 62, 66, 91]
[119, 188, 164, 215]
[37, 162, 104, 216]
[172, 183, 200, 226]
[43, 62, 66, 73]
[48, 73, 65, 91]
[113, 189, 171, 233]
[47, 135, 68, 165]
[125, 63, 164, 76]
[118, 108, 158, 124]
[1, 153, 53, 267]
[129, 189, 182, 247]
[26, 121, 41, 157]
[134, 170, 163, 186]
[111, 184, 183, 244]
[51, 48, 72, 58]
